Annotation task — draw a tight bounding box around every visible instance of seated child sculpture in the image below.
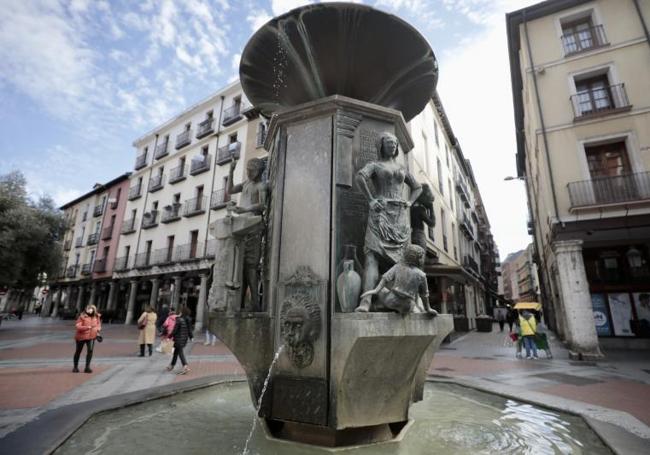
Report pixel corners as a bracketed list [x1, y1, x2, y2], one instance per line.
[359, 244, 438, 316]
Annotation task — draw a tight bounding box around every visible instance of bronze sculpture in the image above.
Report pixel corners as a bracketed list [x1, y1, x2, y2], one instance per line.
[227, 157, 268, 311]
[355, 132, 422, 312]
[360, 244, 438, 316]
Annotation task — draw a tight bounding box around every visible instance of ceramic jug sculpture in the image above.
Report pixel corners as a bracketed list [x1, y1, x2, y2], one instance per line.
[337, 260, 361, 312]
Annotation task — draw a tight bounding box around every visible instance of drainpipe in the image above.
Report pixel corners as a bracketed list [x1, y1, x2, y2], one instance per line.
[203, 95, 225, 257]
[134, 135, 158, 268]
[632, 0, 650, 52]
[522, 11, 562, 228]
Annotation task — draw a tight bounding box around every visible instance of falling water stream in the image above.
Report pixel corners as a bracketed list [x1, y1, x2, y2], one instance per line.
[242, 344, 284, 455]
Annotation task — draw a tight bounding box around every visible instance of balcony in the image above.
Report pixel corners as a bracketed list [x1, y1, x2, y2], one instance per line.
[442, 235, 448, 252]
[155, 140, 169, 160]
[174, 242, 204, 262]
[134, 152, 147, 170]
[571, 83, 631, 121]
[183, 196, 207, 217]
[102, 225, 114, 240]
[93, 204, 104, 217]
[210, 188, 231, 210]
[121, 218, 137, 234]
[455, 176, 470, 208]
[169, 163, 186, 184]
[161, 203, 182, 223]
[190, 154, 211, 175]
[64, 239, 72, 251]
[114, 256, 128, 271]
[175, 130, 192, 149]
[142, 210, 159, 229]
[196, 118, 215, 139]
[93, 258, 106, 273]
[149, 174, 165, 192]
[75, 236, 83, 248]
[134, 252, 153, 269]
[568, 171, 650, 210]
[216, 141, 241, 165]
[561, 24, 608, 57]
[128, 183, 142, 200]
[66, 265, 79, 278]
[81, 263, 92, 275]
[460, 213, 474, 239]
[256, 126, 267, 148]
[464, 255, 479, 274]
[87, 232, 99, 246]
[153, 247, 175, 266]
[222, 103, 243, 126]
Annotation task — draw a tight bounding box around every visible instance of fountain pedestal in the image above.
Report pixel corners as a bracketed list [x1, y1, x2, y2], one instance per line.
[208, 96, 453, 447]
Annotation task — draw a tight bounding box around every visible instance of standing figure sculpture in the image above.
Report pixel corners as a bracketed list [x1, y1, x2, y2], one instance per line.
[355, 132, 422, 312]
[410, 183, 436, 252]
[228, 157, 268, 311]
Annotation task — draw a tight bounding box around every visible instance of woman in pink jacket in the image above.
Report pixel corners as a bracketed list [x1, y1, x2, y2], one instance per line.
[73, 304, 101, 373]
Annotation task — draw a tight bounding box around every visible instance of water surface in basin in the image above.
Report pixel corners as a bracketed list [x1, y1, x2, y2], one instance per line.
[56, 382, 610, 454]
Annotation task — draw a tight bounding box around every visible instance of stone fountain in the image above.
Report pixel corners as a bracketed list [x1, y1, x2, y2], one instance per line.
[207, 3, 453, 448]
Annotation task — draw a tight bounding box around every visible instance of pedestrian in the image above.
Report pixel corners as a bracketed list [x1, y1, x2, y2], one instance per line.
[166, 307, 193, 375]
[157, 304, 169, 335]
[519, 310, 538, 359]
[506, 306, 517, 332]
[73, 304, 101, 373]
[495, 306, 506, 332]
[137, 305, 157, 357]
[204, 328, 217, 346]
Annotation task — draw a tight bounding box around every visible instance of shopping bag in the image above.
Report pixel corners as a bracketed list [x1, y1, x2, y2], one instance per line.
[160, 339, 173, 354]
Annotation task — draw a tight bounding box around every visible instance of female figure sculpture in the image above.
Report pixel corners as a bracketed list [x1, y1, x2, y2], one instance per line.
[355, 132, 422, 312]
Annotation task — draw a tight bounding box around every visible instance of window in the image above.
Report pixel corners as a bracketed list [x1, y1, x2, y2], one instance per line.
[201, 145, 209, 157]
[451, 223, 457, 260]
[173, 193, 181, 204]
[441, 209, 448, 252]
[560, 13, 606, 55]
[434, 121, 439, 147]
[206, 110, 213, 120]
[437, 158, 444, 195]
[422, 132, 430, 174]
[575, 74, 612, 115]
[124, 245, 130, 258]
[190, 230, 199, 258]
[144, 146, 148, 155]
[185, 122, 191, 131]
[448, 179, 453, 211]
[586, 141, 631, 178]
[223, 176, 231, 202]
[145, 241, 152, 263]
[229, 133, 238, 143]
[445, 144, 450, 167]
[152, 201, 158, 211]
[166, 236, 175, 262]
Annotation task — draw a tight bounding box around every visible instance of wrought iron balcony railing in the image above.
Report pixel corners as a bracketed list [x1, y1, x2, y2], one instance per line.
[256, 127, 267, 147]
[128, 183, 142, 200]
[148, 174, 165, 192]
[93, 258, 106, 273]
[216, 141, 241, 165]
[169, 164, 186, 184]
[87, 232, 99, 246]
[570, 83, 631, 120]
[222, 103, 242, 126]
[196, 118, 215, 139]
[153, 247, 175, 266]
[175, 130, 192, 149]
[81, 263, 92, 275]
[93, 204, 103, 217]
[114, 256, 128, 271]
[455, 175, 470, 207]
[210, 188, 231, 209]
[135, 152, 147, 170]
[142, 210, 159, 229]
[183, 196, 207, 217]
[134, 252, 153, 268]
[155, 139, 169, 159]
[568, 171, 650, 209]
[190, 154, 211, 175]
[66, 265, 79, 278]
[464, 255, 479, 274]
[75, 236, 84, 248]
[561, 24, 608, 56]
[121, 218, 137, 234]
[101, 225, 113, 240]
[161, 203, 182, 223]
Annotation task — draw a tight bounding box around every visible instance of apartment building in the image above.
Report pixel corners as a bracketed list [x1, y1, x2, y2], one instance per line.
[501, 244, 540, 303]
[112, 81, 266, 329]
[507, 0, 650, 357]
[45, 173, 131, 317]
[408, 92, 500, 330]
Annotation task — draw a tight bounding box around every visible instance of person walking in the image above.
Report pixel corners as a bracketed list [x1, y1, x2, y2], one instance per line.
[157, 304, 169, 335]
[506, 306, 517, 332]
[73, 304, 101, 373]
[495, 306, 507, 332]
[137, 305, 157, 357]
[166, 307, 193, 374]
[519, 310, 538, 359]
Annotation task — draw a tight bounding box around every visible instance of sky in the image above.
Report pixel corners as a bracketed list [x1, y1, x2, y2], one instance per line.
[0, 0, 539, 259]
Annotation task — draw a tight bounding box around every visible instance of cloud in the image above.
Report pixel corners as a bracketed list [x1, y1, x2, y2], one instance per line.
[271, 0, 314, 16]
[247, 9, 272, 32]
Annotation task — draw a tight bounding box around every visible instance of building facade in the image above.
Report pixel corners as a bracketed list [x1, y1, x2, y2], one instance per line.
[48, 81, 499, 333]
[507, 0, 650, 357]
[501, 244, 540, 304]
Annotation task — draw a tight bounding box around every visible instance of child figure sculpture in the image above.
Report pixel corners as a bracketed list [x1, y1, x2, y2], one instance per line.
[359, 244, 438, 316]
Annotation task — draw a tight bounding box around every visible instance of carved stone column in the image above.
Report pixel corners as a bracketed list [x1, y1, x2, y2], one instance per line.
[125, 280, 138, 325]
[552, 240, 603, 360]
[194, 274, 209, 333]
[149, 277, 160, 310]
[107, 281, 117, 311]
[171, 276, 182, 310]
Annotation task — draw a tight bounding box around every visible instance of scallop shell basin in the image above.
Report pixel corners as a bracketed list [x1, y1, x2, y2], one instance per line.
[239, 3, 438, 122]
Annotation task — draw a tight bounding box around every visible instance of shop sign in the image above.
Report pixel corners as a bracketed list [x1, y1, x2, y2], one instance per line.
[591, 293, 611, 337]
[608, 293, 634, 337]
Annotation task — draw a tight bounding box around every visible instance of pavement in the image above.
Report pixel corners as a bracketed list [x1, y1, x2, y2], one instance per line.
[1, 315, 649, 448]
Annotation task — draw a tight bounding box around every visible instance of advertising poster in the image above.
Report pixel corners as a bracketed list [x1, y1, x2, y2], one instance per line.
[608, 293, 634, 337]
[590, 294, 612, 337]
[633, 293, 650, 323]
